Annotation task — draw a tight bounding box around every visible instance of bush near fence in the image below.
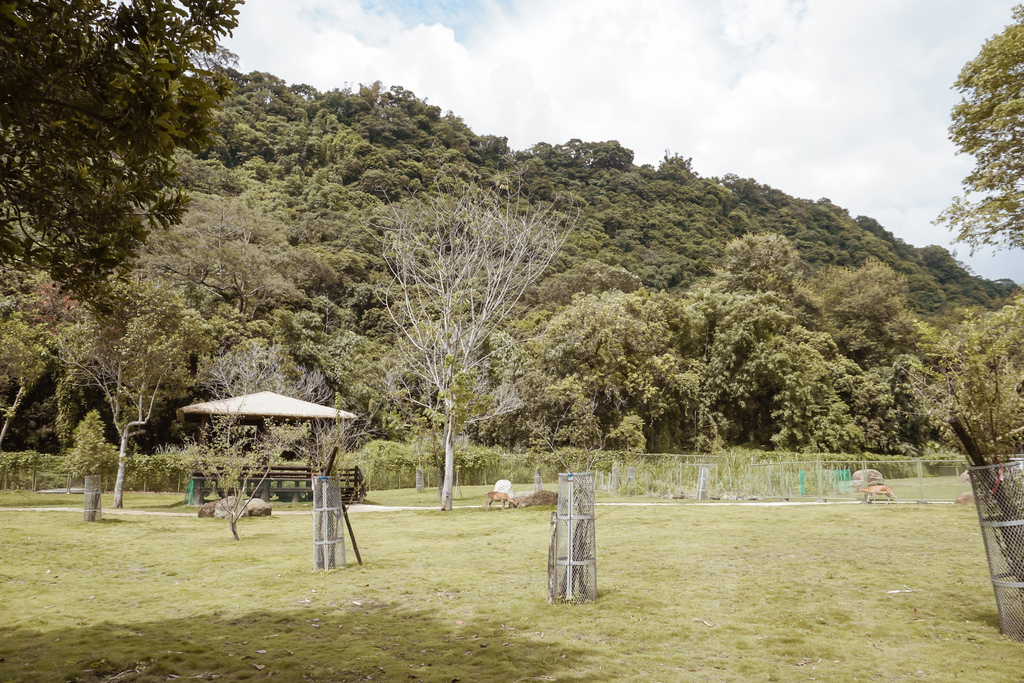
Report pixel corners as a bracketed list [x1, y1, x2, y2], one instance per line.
[0, 449, 192, 493]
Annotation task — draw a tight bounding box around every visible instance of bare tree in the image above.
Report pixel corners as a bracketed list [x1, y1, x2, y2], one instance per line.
[184, 417, 309, 540]
[199, 340, 332, 404]
[377, 175, 575, 510]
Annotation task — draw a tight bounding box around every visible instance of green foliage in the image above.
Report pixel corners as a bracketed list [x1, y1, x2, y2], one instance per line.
[918, 294, 1024, 461]
[939, 4, 1024, 251]
[62, 410, 118, 478]
[811, 260, 918, 368]
[358, 439, 416, 474]
[0, 0, 240, 300]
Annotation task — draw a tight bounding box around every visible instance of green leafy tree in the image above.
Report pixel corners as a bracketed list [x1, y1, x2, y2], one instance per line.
[58, 279, 208, 507]
[0, 315, 48, 449]
[917, 295, 1024, 463]
[718, 233, 803, 296]
[939, 4, 1024, 251]
[691, 288, 863, 452]
[0, 0, 240, 299]
[63, 410, 118, 480]
[141, 195, 303, 319]
[811, 260, 918, 368]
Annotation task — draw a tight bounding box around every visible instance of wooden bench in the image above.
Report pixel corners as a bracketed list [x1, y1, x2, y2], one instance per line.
[188, 464, 365, 505]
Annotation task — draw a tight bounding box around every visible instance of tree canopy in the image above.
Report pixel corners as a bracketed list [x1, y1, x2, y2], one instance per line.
[939, 4, 1024, 252]
[0, 0, 240, 301]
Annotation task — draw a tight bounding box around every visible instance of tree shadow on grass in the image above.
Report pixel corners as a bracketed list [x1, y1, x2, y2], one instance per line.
[0, 601, 597, 683]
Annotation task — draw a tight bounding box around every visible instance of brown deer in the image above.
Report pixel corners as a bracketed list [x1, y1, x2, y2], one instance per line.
[485, 491, 518, 511]
[858, 485, 898, 504]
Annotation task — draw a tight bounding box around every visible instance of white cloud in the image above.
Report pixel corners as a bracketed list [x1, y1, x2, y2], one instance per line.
[224, 0, 1023, 283]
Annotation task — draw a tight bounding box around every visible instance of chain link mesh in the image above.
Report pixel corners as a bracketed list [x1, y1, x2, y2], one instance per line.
[969, 461, 1024, 642]
[552, 472, 596, 603]
[313, 476, 346, 570]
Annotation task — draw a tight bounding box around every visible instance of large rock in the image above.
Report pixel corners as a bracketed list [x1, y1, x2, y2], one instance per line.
[518, 489, 559, 508]
[246, 498, 273, 517]
[959, 470, 971, 485]
[955, 492, 975, 505]
[852, 469, 884, 487]
[197, 496, 272, 518]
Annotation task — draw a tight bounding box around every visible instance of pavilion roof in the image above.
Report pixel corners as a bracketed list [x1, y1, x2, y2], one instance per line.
[176, 391, 357, 423]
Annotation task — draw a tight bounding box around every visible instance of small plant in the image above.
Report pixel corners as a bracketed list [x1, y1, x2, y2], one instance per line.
[62, 411, 118, 480]
[184, 417, 309, 540]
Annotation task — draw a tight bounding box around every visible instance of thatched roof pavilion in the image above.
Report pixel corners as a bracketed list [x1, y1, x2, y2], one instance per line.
[177, 391, 357, 430]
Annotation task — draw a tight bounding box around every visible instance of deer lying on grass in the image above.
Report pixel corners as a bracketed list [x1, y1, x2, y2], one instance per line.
[485, 491, 519, 511]
[858, 485, 898, 504]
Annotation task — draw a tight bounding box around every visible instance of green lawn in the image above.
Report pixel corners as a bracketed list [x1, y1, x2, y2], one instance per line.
[0, 497, 1020, 682]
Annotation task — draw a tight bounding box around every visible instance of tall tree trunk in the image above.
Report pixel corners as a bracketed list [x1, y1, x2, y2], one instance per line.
[440, 413, 455, 511]
[0, 384, 25, 450]
[113, 420, 145, 509]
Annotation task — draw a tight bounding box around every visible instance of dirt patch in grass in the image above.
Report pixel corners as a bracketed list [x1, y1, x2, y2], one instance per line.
[0, 501, 1017, 681]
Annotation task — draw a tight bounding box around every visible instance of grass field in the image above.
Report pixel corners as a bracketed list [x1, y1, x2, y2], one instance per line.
[1, 491, 1022, 682]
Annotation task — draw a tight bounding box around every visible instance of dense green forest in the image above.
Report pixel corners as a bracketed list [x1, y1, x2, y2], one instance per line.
[1, 68, 1021, 471]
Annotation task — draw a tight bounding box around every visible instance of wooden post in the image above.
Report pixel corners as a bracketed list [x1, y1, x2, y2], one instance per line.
[340, 494, 362, 566]
[547, 510, 557, 604]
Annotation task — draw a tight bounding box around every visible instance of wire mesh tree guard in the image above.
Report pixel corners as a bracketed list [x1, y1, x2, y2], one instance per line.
[969, 460, 1024, 642]
[313, 476, 346, 570]
[534, 470, 543, 493]
[548, 472, 597, 604]
[83, 475, 101, 522]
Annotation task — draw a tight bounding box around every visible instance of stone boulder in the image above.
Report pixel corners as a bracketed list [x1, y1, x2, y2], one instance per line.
[959, 470, 971, 485]
[198, 500, 219, 518]
[517, 489, 559, 508]
[852, 469, 884, 487]
[955, 492, 975, 505]
[246, 498, 273, 517]
[197, 496, 272, 518]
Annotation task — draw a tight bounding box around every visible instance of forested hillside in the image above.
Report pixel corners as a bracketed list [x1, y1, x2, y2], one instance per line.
[1, 69, 1019, 465]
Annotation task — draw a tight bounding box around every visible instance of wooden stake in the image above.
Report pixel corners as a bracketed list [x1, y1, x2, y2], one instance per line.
[340, 493, 362, 566]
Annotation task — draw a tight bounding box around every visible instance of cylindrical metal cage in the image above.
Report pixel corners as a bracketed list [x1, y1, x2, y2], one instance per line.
[313, 476, 346, 570]
[415, 468, 425, 493]
[534, 471, 543, 493]
[83, 475, 102, 522]
[969, 461, 1024, 641]
[552, 472, 596, 603]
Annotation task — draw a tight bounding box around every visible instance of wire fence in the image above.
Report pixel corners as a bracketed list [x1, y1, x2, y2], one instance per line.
[3, 452, 977, 503]
[343, 454, 974, 503]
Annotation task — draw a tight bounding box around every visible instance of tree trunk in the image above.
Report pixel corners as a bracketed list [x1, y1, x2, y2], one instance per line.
[113, 420, 144, 509]
[440, 414, 455, 511]
[113, 450, 127, 509]
[0, 384, 25, 450]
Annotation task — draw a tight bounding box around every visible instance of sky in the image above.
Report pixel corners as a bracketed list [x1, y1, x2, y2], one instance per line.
[224, 0, 1024, 284]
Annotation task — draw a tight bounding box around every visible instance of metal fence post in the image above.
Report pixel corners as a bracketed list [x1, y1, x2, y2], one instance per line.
[917, 459, 926, 504]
